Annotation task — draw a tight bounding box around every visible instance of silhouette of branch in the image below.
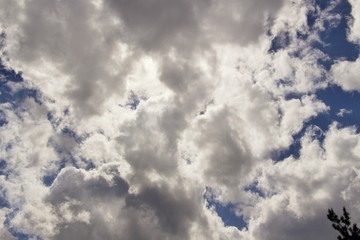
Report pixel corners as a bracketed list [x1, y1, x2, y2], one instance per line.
[327, 207, 360, 240]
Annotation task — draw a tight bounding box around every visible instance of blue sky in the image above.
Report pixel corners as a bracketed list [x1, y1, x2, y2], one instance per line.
[1, 0, 360, 239]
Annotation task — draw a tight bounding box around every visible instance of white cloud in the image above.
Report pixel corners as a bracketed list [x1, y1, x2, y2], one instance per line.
[0, 0, 358, 239]
[349, 0, 360, 44]
[242, 124, 360, 240]
[331, 58, 360, 91]
[337, 108, 353, 117]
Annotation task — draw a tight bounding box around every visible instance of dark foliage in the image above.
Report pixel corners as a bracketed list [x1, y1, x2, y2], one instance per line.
[327, 207, 360, 240]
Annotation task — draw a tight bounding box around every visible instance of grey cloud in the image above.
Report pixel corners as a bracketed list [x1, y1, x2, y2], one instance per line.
[105, 0, 207, 53]
[252, 205, 337, 240]
[48, 167, 129, 205]
[1, 0, 287, 120]
[117, 123, 174, 178]
[116, 92, 198, 179]
[0, 230, 16, 240]
[204, 0, 285, 44]
[106, 0, 285, 52]
[54, 221, 118, 240]
[117, 92, 207, 184]
[160, 57, 201, 93]
[6, 0, 126, 117]
[47, 167, 132, 239]
[104, 0, 287, 128]
[159, 107, 188, 150]
[196, 107, 254, 187]
[47, 167, 209, 240]
[125, 183, 209, 239]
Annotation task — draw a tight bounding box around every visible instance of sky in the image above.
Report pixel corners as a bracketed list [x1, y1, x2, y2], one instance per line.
[1, 0, 360, 239]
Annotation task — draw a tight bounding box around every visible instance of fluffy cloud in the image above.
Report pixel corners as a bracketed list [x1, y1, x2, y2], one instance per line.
[1, 0, 129, 118]
[331, 58, 360, 91]
[0, 0, 359, 239]
[246, 124, 360, 240]
[348, 0, 360, 43]
[0, 0, 287, 121]
[44, 165, 214, 240]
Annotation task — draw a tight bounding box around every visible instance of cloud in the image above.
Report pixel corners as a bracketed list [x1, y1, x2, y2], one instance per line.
[106, 0, 285, 52]
[1, 0, 360, 239]
[105, 0, 203, 53]
[337, 108, 352, 117]
[43, 166, 214, 240]
[0, 0, 288, 121]
[348, 0, 360, 43]
[0, 210, 16, 240]
[1, 0, 129, 118]
[245, 124, 360, 239]
[331, 58, 360, 91]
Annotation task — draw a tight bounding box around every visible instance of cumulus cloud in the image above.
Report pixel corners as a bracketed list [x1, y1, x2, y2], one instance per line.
[331, 58, 360, 91]
[1, 0, 129, 118]
[0, 0, 359, 239]
[43, 165, 214, 240]
[246, 124, 360, 240]
[348, 0, 360, 43]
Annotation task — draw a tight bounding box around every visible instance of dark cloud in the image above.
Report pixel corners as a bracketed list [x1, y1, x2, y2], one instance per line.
[125, 183, 208, 239]
[46, 167, 209, 240]
[160, 57, 201, 93]
[106, 0, 206, 52]
[252, 205, 337, 240]
[195, 107, 254, 187]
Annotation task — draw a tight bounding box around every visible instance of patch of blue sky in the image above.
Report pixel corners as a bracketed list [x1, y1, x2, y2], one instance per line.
[42, 159, 66, 187]
[46, 111, 61, 129]
[0, 187, 10, 209]
[85, 161, 96, 170]
[0, 158, 10, 180]
[0, 62, 23, 83]
[205, 187, 248, 230]
[212, 202, 248, 230]
[0, 61, 42, 112]
[315, 0, 359, 63]
[126, 91, 141, 110]
[269, 31, 291, 53]
[244, 181, 267, 199]
[61, 127, 88, 144]
[0, 109, 6, 126]
[316, 85, 360, 130]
